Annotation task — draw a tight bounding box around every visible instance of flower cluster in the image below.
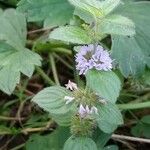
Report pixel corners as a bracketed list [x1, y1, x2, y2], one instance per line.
[75, 44, 113, 75]
[64, 80, 98, 118]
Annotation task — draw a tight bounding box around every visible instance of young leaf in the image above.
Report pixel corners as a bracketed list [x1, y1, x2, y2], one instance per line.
[100, 15, 135, 36]
[17, 0, 74, 27]
[101, 0, 121, 15]
[49, 26, 92, 44]
[0, 10, 41, 94]
[86, 70, 121, 103]
[68, 0, 104, 19]
[112, 2, 150, 77]
[32, 86, 76, 126]
[96, 102, 123, 133]
[64, 136, 97, 150]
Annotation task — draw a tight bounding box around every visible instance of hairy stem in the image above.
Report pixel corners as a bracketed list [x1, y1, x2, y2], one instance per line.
[49, 54, 60, 85]
[36, 66, 55, 85]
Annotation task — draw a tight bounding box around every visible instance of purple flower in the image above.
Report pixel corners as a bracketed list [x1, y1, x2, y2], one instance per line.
[75, 44, 113, 75]
[78, 104, 98, 118]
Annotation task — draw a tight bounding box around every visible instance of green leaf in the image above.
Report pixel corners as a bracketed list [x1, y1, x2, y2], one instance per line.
[100, 15, 135, 36]
[17, 0, 74, 27]
[32, 86, 76, 126]
[68, 0, 104, 19]
[101, 0, 121, 15]
[103, 145, 119, 150]
[26, 127, 70, 150]
[96, 102, 123, 133]
[0, 9, 41, 94]
[131, 115, 150, 138]
[86, 70, 121, 103]
[112, 2, 150, 77]
[49, 26, 92, 44]
[64, 136, 97, 150]
[0, 9, 26, 50]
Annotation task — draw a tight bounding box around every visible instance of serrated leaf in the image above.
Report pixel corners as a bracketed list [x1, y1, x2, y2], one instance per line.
[96, 102, 123, 133]
[68, 0, 104, 19]
[86, 70, 121, 103]
[17, 0, 74, 27]
[49, 26, 92, 44]
[100, 15, 135, 36]
[64, 136, 97, 150]
[32, 86, 76, 126]
[0, 9, 41, 95]
[112, 2, 150, 77]
[0, 9, 26, 50]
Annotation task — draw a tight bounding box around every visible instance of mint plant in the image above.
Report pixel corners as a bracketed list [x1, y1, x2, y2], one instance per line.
[0, 0, 150, 149]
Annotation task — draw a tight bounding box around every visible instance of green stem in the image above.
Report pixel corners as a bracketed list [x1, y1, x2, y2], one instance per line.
[72, 47, 80, 85]
[49, 54, 60, 85]
[118, 101, 150, 110]
[36, 66, 55, 85]
[53, 53, 73, 70]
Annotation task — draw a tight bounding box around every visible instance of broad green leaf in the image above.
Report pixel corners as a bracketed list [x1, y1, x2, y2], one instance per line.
[68, 0, 104, 19]
[112, 2, 150, 77]
[103, 145, 119, 150]
[131, 115, 150, 138]
[101, 0, 121, 15]
[0, 9, 41, 94]
[96, 102, 123, 133]
[32, 86, 76, 126]
[26, 127, 70, 150]
[86, 70, 121, 103]
[0, 9, 26, 50]
[64, 136, 97, 150]
[100, 15, 135, 36]
[17, 0, 74, 27]
[49, 26, 92, 44]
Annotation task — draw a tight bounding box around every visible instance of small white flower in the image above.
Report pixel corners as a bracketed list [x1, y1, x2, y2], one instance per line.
[78, 104, 87, 118]
[99, 99, 107, 105]
[90, 106, 98, 115]
[64, 96, 75, 104]
[65, 80, 78, 91]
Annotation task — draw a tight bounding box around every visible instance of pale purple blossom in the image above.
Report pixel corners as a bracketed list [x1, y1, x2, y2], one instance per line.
[64, 96, 75, 104]
[75, 44, 113, 75]
[65, 80, 78, 91]
[78, 104, 98, 118]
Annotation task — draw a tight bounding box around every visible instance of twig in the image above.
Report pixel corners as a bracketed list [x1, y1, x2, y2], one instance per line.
[0, 116, 25, 121]
[112, 134, 150, 144]
[27, 27, 52, 35]
[10, 143, 25, 150]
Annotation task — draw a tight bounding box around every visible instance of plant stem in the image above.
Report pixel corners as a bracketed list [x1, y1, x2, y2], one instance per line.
[112, 134, 150, 143]
[118, 101, 150, 110]
[49, 54, 60, 85]
[36, 66, 55, 85]
[53, 53, 73, 70]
